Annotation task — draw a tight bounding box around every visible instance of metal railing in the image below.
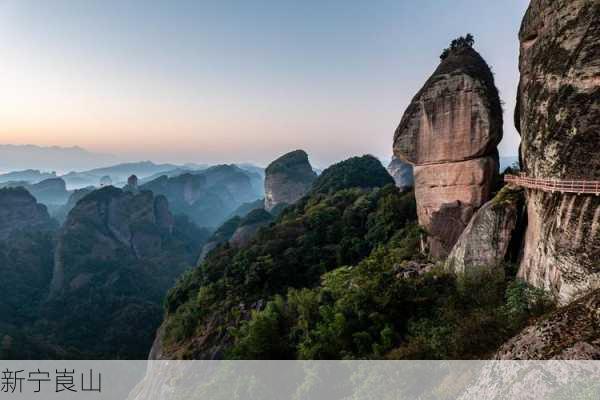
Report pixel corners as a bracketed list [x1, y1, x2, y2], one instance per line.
[504, 173, 600, 195]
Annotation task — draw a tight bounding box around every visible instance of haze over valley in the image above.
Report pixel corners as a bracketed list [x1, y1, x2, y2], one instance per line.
[2, 1, 599, 380]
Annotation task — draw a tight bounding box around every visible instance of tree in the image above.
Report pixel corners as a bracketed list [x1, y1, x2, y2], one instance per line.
[440, 33, 475, 60]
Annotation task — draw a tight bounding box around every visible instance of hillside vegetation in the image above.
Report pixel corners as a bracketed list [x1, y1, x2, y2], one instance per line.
[160, 156, 550, 359]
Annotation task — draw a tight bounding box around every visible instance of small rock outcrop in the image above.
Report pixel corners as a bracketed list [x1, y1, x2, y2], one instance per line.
[0, 187, 54, 240]
[394, 39, 503, 258]
[496, 289, 600, 360]
[264, 150, 317, 211]
[387, 156, 414, 191]
[446, 186, 524, 277]
[229, 209, 273, 247]
[197, 216, 242, 264]
[125, 174, 139, 192]
[515, 0, 600, 304]
[196, 208, 272, 263]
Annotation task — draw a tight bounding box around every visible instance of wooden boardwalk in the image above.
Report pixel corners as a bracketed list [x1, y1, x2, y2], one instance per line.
[505, 173, 600, 195]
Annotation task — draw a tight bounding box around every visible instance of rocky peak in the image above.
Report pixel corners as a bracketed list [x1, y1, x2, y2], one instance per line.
[515, 0, 600, 304]
[264, 150, 317, 211]
[394, 38, 502, 258]
[0, 187, 54, 240]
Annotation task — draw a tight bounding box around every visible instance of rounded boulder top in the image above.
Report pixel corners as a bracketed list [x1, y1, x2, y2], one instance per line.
[394, 44, 503, 165]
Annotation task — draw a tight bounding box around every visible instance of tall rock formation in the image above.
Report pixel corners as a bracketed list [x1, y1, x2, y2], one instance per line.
[515, 0, 600, 304]
[387, 156, 414, 191]
[0, 187, 55, 240]
[264, 150, 317, 212]
[49, 187, 175, 297]
[394, 41, 503, 258]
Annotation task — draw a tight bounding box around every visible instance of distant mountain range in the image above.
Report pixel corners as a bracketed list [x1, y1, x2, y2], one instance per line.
[0, 144, 120, 174]
[60, 161, 210, 189]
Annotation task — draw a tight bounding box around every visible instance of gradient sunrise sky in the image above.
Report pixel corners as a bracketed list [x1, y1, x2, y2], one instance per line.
[0, 0, 528, 167]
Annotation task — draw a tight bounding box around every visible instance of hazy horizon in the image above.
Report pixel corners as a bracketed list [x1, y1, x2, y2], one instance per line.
[0, 1, 527, 168]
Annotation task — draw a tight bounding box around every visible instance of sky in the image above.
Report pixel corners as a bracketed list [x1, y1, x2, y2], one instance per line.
[0, 0, 529, 168]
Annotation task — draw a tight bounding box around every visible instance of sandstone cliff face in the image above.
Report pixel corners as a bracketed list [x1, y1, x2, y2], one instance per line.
[446, 186, 524, 277]
[264, 150, 317, 212]
[515, 0, 600, 304]
[0, 187, 54, 240]
[394, 45, 502, 258]
[387, 156, 414, 191]
[414, 156, 498, 256]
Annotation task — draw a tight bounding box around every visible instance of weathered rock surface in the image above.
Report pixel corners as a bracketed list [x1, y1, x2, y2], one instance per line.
[0, 187, 55, 240]
[387, 156, 414, 190]
[515, 0, 600, 304]
[264, 150, 316, 211]
[496, 289, 600, 360]
[446, 186, 524, 277]
[394, 44, 502, 258]
[413, 155, 499, 256]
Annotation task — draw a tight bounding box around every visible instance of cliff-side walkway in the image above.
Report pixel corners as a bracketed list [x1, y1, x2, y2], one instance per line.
[505, 173, 600, 195]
